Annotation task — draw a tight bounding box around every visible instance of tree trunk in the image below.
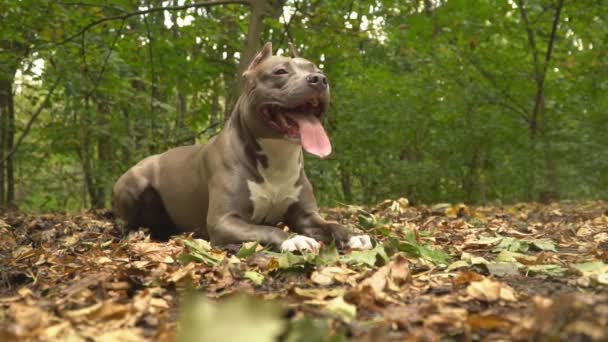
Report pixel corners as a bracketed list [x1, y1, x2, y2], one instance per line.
[6, 80, 15, 206]
[0, 76, 16, 207]
[517, 0, 564, 202]
[339, 165, 353, 203]
[79, 98, 99, 208]
[211, 88, 220, 125]
[0, 80, 7, 207]
[121, 107, 132, 166]
[226, 0, 285, 118]
[92, 99, 113, 209]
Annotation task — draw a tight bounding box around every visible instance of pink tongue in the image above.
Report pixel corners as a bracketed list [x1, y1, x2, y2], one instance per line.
[286, 114, 332, 158]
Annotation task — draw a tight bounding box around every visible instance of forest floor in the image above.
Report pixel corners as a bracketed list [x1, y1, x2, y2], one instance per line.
[1, 200, 608, 341]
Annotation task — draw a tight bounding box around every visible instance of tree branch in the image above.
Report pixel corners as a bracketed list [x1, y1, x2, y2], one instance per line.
[517, 0, 542, 84]
[445, 44, 530, 122]
[55, 0, 251, 46]
[0, 77, 62, 166]
[172, 121, 222, 145]
[542, 0, 564, 77]
[525, 0, 564, 133]
[278, 0, 300, 48]
[143, 15, 155, 118]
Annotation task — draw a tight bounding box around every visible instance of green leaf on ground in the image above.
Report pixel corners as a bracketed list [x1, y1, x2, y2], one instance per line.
[573, 261, 608, 276]
[529, 239, 557, 252]
[486, 262, 520, 277]
[495, 250, 534, 264]
[285, 318, 346, 342]
[180, 238, 220, 265]
[493, 237, 557, 253]
[325, 296, 357, 322]
[341, 244, 388, 267]
[244, 271, 264, 286]
[527, 264, 566, 276]
[395, 232, 450, 265]
[237, 242, 259, 258]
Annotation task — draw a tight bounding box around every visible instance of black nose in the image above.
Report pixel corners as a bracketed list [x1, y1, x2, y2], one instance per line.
[306, 73, 328, 89]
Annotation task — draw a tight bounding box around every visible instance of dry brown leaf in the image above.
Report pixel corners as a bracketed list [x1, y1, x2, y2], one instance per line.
[168, 262, 197, 283]
[466, 278, 517, 302]
[358, 253, 411, 298]
[131, 241, 176, 263]
[310, 266, 356, 286]
[294, 287, 345, 300]
[62, 302, 104, 321]
[96, 256, 112, 264]
[94, 328, 144, 342]
[424, 306, 468, 335]
[8, 303, 51, 337]
[467, 314, 512, 331]
[42, 322, 72, 340]
[452, 271, 484, 287]
[62, 272, 110, 298]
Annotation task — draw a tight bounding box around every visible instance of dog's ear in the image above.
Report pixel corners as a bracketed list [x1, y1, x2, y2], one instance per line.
[288, 42, 300, 58]
[244, 42, 273, 74]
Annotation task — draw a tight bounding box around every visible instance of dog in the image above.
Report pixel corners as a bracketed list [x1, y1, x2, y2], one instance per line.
[113, 42, 372, 253]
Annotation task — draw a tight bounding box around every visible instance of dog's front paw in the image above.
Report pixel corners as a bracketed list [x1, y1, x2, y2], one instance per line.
[347, 235, 373, 250]
[281, 235, 320, 253]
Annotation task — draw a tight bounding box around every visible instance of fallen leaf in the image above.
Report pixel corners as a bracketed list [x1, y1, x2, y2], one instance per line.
[452, 271, 484, 287]
[310, 266, 355, 286]
[237, 242, 260, 258]
[527, 264, 566, 276]
[340, 244, 388, 267]
[466, 278, 517, 302]
[325, 296, 357, 322]
[244, 271, 264, 286]
[467, 314, 511, 331]
[294, 287, 345, 300]
[486, 262, 520, 277]
[178, 293, 284, 342]
[446, 260, 470, 272]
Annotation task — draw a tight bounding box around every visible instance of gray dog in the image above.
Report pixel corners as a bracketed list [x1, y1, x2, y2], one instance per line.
[112, 42, 372, 253]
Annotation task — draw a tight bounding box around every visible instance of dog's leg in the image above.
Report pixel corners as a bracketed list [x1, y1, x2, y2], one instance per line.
[208, 215, 319, 252]
[113, 173, 178, 240]
[284, 184, 373, 250]
[288, 212, 372, 250]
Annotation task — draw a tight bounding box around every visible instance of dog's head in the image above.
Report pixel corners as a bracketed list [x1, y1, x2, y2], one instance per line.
[239, 42, 331, 158]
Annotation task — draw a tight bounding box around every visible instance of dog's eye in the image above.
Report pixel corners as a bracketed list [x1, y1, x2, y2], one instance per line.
[273, 68, 288, 75]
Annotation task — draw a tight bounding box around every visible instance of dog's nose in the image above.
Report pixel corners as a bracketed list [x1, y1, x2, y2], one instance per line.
[306, 73, 328, 89]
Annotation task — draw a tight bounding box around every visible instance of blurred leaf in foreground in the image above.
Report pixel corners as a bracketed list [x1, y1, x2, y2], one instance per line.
[178, 293, 284, 342]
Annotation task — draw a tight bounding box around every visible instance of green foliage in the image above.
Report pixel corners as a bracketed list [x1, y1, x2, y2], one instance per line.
[285, 318, 346, 342]
[389, 232, 451, 265]
[236, 242, 260, 258]
[493, 237, 557, 253]
[340, 244, 389, 267]
[1, 0, 607, 211]
[180, 239, 220, 265]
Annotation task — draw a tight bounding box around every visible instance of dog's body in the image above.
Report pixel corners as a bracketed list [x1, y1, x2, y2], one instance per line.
[112, 43, 371, 252]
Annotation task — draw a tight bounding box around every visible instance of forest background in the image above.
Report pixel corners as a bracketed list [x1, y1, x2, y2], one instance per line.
[0, 0, 606, 213]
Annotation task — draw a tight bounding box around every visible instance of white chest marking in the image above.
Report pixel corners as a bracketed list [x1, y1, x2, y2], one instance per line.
[247, 139, 303, 224]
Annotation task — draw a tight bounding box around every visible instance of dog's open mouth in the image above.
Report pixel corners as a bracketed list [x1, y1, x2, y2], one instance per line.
[261, 98, 323, 138]
[260, 97, 331, 158]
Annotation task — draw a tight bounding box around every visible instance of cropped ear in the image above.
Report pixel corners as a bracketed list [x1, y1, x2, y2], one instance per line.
[288, 42, 300, 58]
[245, 42, 273, 74]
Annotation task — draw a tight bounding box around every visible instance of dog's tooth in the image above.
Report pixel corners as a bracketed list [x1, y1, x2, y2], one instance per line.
[277, 114, 289, 127]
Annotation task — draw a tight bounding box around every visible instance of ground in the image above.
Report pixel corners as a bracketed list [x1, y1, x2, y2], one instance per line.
[1, 200, 607, 341]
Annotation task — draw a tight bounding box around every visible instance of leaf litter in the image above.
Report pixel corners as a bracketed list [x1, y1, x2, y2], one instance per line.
[1, 200, 608, 341]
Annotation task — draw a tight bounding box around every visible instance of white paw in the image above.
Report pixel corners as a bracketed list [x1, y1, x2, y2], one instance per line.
[347, 235, 373, 250]
[281, 235, 320, 253]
